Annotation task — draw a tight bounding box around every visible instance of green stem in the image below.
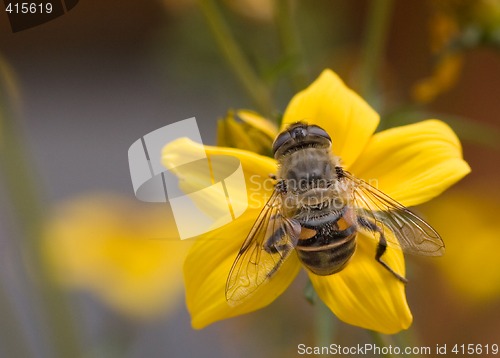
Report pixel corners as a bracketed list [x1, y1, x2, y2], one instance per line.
[0, 56, 81, 358]
[274, 0, 309, 91]
[369, 331, 396, 358]
[359, 0, 394, 102]
[304, 280, 337, 347]
[305, 280, 337, 347]
[394, 329, 422, 356]
[197, 0, 274, 116]
[314, 299, 337, 347]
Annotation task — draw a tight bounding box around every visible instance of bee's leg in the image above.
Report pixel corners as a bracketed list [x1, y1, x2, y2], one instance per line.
[375, 235, 408, 284]
[263, 218, 300, 254]
[357, 217, 408, 284]
[275, 179, 287, 194]
[262, 219, 300, 278]
[263, 227, 285, 254]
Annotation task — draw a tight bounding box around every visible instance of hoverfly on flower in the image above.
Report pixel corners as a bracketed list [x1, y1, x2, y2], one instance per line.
[162, 69, 470, 333]
[226, 122, 445, 304]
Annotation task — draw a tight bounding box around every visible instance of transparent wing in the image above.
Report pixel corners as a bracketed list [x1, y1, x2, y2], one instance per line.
[225, 189, 301, 306]
[343, 171, 444, 256]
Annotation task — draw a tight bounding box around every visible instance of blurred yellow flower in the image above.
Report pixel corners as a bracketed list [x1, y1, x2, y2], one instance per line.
[421, 187, 500, 303]
[413, 0, 500, 103]
[43, 193, 190, 319]
[413, 53, 464, 104]
[163, 69, 470, 334]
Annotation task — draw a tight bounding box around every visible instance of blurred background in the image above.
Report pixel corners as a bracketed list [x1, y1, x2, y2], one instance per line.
[0, 0, 499, 357]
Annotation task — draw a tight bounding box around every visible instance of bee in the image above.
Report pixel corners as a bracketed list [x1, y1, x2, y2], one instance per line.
[225, 122, 444, 305]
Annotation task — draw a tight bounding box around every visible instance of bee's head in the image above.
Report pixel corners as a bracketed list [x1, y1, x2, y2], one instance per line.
[272, 122, 332, 158]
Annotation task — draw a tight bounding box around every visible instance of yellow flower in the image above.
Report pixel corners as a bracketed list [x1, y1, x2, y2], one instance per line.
[43, 193, 191, 319]
[413, 0, 500, 103]
[421, 187, 500, 303]
[162, 69, 470, 333]
[412, 53, 464, 104]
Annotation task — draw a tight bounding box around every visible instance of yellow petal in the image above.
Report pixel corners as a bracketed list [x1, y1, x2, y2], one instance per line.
[282, 69, 379, 167]
[184, 209, 301, 329]
[162, 138, 277, 212]
[309, 232, 412, 334]
[236, 110, 279, 139]
[349, 120, 471, 207]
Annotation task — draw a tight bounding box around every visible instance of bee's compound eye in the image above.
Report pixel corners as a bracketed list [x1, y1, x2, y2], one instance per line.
[308, 125, 331, 142]
[272, 131, 292, 155]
